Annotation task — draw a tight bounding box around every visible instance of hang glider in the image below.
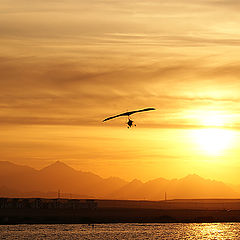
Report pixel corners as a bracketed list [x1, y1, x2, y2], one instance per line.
[103, 107, 156, 128]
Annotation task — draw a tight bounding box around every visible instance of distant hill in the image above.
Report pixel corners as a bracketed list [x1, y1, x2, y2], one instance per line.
[0, 161, 127, 198]
[0, 161, 239, 199]
[110, 174, 238, 200]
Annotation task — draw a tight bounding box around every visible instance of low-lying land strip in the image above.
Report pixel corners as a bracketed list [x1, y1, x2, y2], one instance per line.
[1, 198, 240, 224]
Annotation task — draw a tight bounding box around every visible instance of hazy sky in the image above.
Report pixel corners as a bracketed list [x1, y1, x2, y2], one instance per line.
[1, 0, 240, 183]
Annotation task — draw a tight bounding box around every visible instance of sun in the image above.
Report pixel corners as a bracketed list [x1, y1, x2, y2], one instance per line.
[191, 128, 235, 156]
[189, 110, 236, 156]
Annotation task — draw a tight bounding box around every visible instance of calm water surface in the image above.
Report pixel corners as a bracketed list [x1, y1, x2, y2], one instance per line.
[0, 223, 240, 239]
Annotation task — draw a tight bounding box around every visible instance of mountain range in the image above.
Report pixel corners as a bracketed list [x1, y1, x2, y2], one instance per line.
[0, 161, 239, 200]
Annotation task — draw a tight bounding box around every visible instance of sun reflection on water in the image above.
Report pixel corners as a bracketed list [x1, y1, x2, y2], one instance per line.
[0, 223, 240, 239]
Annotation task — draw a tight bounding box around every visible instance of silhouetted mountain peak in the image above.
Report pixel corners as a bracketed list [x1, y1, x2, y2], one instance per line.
[146, 177, 168, 184]
[40, 161, 75, 173]
[181, 174, 204, 182]
[0, 161, 239, 199]
[0, 161, 36, 174]
[130, 179, 143, 185]
[0, 161, 31, 168]
[0, 161, 13, 165]
[55, 160, 68, 166]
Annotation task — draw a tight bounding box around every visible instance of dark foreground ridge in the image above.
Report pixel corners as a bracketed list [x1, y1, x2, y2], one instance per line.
[1, 198, 240, 224]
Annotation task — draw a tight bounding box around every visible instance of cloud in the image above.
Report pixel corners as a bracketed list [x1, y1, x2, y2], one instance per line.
[1, 0, 240, 129]
[210, 0, 240, 8]
[0, 54, 240, 129]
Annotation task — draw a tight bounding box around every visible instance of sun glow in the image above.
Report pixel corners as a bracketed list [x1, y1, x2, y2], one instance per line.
[188, 110, 236, 156]
[187, 110, 234, 127]
[201, 113, 225, 127]
[192, 128, 235, 156]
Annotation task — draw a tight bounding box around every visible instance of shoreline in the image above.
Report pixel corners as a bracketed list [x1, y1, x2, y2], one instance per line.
[2, 198, 240, 224]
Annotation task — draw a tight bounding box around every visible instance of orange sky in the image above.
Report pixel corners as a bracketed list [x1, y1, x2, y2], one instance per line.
[1, 0, 240, 183]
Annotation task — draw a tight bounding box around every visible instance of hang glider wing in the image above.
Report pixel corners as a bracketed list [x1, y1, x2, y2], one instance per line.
[103, 107, 156, 122]
[127, 107, 156, 116]
[103, 112, 129, 122]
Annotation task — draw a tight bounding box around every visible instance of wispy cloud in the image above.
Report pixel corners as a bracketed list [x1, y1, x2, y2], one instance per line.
[0, 54, 240, 128]
[1, 0, 240, 128]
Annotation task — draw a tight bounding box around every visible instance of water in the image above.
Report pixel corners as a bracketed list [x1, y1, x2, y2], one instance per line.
[0, 223, 240, 239]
